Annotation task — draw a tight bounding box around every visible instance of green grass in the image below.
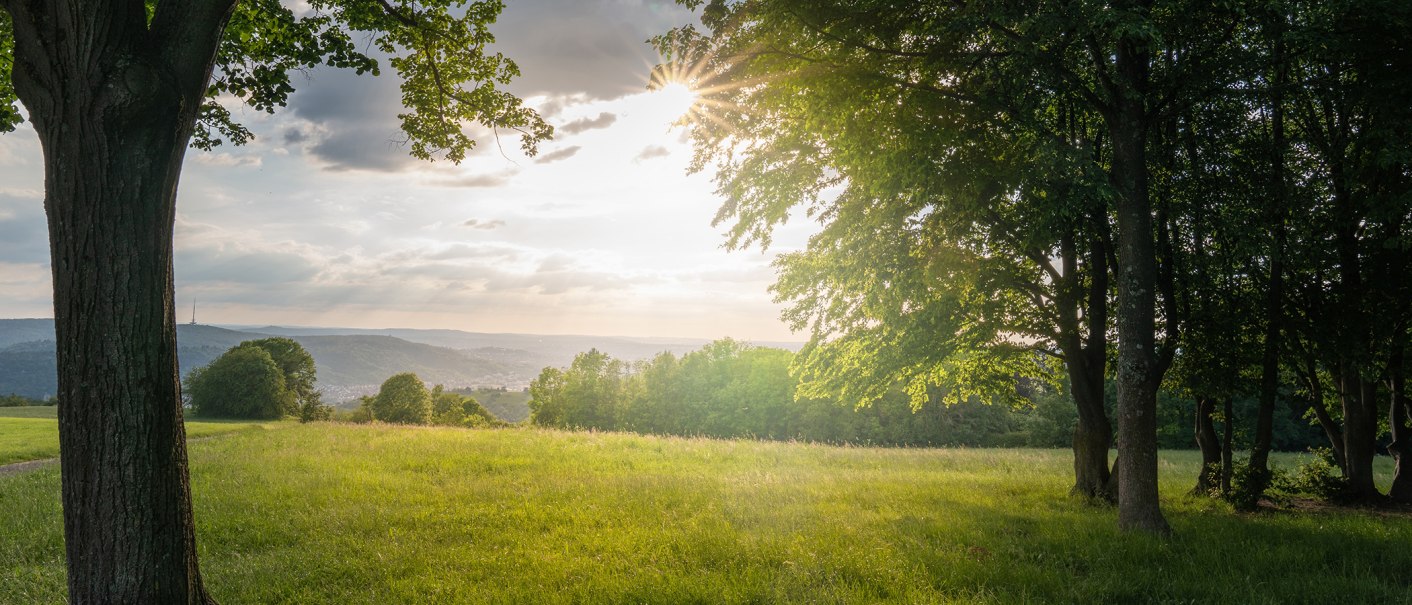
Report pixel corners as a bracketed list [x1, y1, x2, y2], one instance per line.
[0, 414, 268, 466]
[0, 406, 59, 419]
[3, 424, 1409, 604]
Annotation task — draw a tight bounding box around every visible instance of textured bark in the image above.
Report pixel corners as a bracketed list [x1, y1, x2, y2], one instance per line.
[1340, 374, 1381, 501]
[1221, 396, 1234, 495]
[1299, 356, 1347, 469]
[1390, 342, 1412, 502]
[6, 1, 235, 602]
[1248, 29, 1288, 498]
[1191, 396, 1222, 495]
[1110, 0, 1171, 536]
[1058, 230, 1115, 502]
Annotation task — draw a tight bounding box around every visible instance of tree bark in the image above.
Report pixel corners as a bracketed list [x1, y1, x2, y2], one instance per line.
[6, 1, 235, 602]
[1110, 0, 1171, 536]
[1192, 395, 1222, 494]
[1248, 25, 1288, 500]
[1389, 341, 1412, 501]
[1340, 373, 1381, 501]
[1060, 229, 1116, 502]
[1221, 396, 1234, 496]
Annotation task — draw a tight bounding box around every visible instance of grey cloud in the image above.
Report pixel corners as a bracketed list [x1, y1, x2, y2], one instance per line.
[283, 128, 308, 144]
[432, 173, 514, 188]
[462, 219, 507, 230]
[0, 195, 51, 265]
[559, 112, 618, 135]
[286, 64, 421, 171]
[176, 247, 322, 286]
[635, 145, 671, 161]
[535, 146, 582, 164]
[491, 0, 698, 100]
[309, 127, 418, 172]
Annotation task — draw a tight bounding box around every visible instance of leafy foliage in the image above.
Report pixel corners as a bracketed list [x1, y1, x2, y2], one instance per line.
[368, 372, 433, 424]
[185, 344, 295, 419]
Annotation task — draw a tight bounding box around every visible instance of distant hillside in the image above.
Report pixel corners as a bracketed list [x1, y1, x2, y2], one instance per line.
[227, 325, 800, 368]
[0, 319, 800, 401]
[0, 319, 58, 349]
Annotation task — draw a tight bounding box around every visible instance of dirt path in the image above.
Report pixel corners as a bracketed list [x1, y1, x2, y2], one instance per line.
[0, 457, 58, 477]
[0, 433, 241, 478]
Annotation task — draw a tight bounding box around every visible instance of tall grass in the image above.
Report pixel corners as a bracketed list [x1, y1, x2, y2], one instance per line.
[2, 423, 1408, 603]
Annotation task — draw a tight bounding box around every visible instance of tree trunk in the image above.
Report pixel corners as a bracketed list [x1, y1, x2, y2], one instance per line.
[1192, 395, 1222, 494]
[1300, 356, 1347, 469]
[1248, 27, 1288, 500]
[6, 2, 235, 602]
[1071, 372, 1114, 501]
[1389, 341, 1412, 502]
[1221, 396, 1234, 496]
[1340, 374, 1381, 501]
[1110, 0, 1171, 536]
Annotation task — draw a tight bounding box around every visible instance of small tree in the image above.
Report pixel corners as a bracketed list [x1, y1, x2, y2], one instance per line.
[244, 337, 319, 411]
[185, 344, 293, 419]
[369, 373, 433, 424]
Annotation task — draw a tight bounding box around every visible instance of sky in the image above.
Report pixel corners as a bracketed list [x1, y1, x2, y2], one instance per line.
[0, 0, 816, 341]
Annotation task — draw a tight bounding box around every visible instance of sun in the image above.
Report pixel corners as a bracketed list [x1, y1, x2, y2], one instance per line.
[653, 81, 699, 120]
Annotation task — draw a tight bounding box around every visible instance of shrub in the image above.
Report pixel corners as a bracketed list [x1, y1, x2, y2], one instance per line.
[185, 345, 294, 419]
[369, 373, 433, 424]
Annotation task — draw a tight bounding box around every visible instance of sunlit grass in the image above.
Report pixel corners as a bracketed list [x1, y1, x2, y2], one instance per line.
[2, 423, 1408, 603]
[0, 412, 269, 466]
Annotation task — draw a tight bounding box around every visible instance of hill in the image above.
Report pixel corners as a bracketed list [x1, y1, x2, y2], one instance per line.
[1, 424, 1407, 603]
[0, 319, 795, 401]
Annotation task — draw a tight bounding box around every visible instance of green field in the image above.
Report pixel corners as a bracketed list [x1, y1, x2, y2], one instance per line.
[2, 423, 1408, 603]
[0, 408, 267, 465]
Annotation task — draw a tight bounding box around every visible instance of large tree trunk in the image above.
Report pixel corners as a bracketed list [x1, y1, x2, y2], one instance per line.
[6, 2, 235, 602]
[1063, 231, 1115, 502]
[1340, 374, 1381, 501]
[1221, 396, 1234, 496]
[1070, 366, 1114, 501]
[1191, 395, 1222, 494]
[1389, 341, 1412, 501]
[1110, 0, 1171, 536]
[1247, 27, 1288, 502]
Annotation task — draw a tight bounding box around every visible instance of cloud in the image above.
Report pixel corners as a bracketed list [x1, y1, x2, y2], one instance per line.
[635, 145, 671, 161]
[309, 127, 418, 172]
[534, 145, 582, 164]
[0, 194, 51, 264]
[193, 152, 262, 167]
[432, 172, 515, 188]
[490, 0, 698, 100]
[559, 112, 618, 135]
[283, 128, 308, 144]
[462, 218, 507, 230]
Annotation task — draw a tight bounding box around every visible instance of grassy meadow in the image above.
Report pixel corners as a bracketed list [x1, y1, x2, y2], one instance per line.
[2, 422, 1409, 604]
[0, 406, 268, 465]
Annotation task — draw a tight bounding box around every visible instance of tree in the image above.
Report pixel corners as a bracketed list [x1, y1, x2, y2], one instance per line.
[243, 337, 318, 414]
[184, 344, 293, 419]
[0, 1, 549, 599]
[369, 372, 434, 425]
[659, 0, 1245, 532]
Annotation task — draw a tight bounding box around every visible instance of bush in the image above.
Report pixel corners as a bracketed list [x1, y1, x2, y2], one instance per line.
[369, 373, 433, 424]
[185, 345, 294, 419]
[1273, 448, 1350, 502]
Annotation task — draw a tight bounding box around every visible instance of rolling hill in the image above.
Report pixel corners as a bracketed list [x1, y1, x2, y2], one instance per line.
[0, 319, 795, 403]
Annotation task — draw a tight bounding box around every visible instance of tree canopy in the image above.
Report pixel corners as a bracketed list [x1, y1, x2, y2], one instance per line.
[185, 343, 294, 419]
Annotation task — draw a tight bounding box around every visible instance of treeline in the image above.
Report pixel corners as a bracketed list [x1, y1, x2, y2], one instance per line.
[528, 341, 1325, 450]
[658, 0, 1412, 526]
[0, 393, 53, 407]
[343, 372, 503, 428]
